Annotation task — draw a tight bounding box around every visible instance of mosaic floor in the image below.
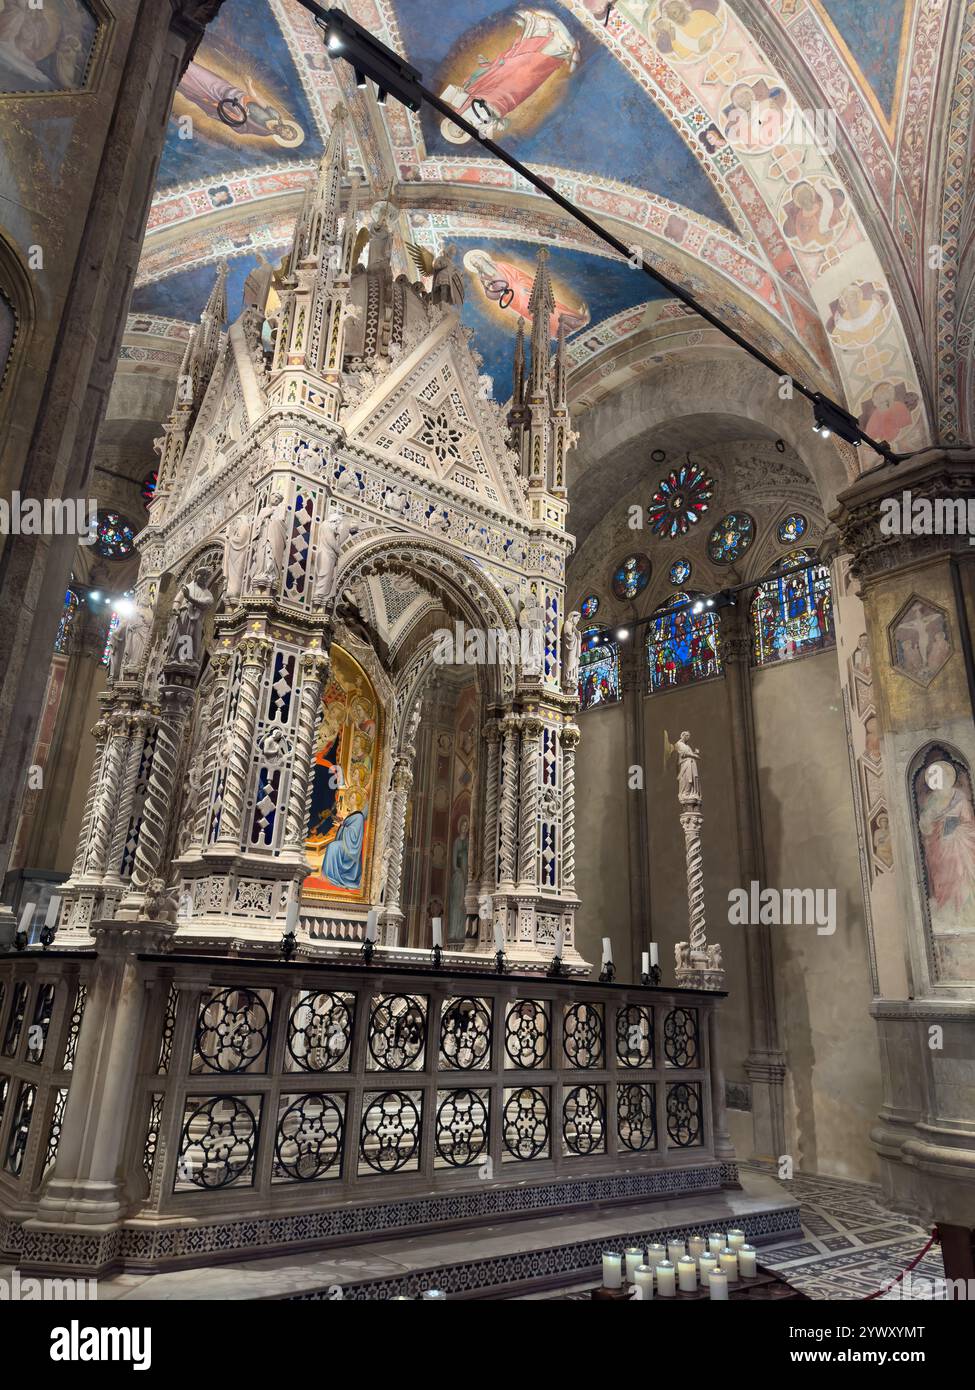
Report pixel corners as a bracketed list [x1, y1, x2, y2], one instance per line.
[743, 1164, 945, 1300]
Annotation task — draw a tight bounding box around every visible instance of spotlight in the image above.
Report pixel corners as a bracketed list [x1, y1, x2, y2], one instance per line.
[615, 627, 630, 641]
[706, 598, 715, 608]
[326, 29, 343, 50]
[354, 67, 367, 89]
[811, 393, 862, 447]
[115, 598, 134, 618]
[692, 600, 705, 615]
[314, 7, 423, 111]
[89, 590, 101, 602]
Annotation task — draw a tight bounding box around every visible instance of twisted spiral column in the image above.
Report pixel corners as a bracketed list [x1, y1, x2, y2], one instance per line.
[560, 723, 580, 894]
[479, 719, 501, 893]
[680, 807, 707, 955]
[70, 717, 110, 878]
[517, 715, 543, 889]
[83, 711, 130, 878]
[122, 685, 195, 907]
[383, 759, 414, 915]
[214, 638, 272, 852]
[497, 714, 520, 889]
[284, 650, 330, 853]
[187, 653, 232, 851]
[105, 711, 153, 885]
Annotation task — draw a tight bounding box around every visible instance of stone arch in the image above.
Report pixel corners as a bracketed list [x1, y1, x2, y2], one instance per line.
[335, 533, 520, 707]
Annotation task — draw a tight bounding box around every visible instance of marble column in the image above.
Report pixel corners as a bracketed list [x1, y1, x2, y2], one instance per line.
[185, 652, 232, 853]
[722, 604, 786, 1157]
[478, 718, 501, 895]
[560, 723, 581, 897]
[82, 710, 131, 879]
[104, 709, 154, 888]
[496, 714, 520, 891]
[517, 714, 543, 889]
[283, 649, 330, 859]
[212, 637, 272, 855]
[382, 757, 415, 937]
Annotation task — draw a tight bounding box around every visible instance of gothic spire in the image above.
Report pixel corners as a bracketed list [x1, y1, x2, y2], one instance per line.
[527, 247, 554, 398]
[512, 316, 526, 407]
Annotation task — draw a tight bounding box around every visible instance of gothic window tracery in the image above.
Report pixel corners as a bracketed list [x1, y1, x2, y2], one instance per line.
[646, 592, 721, 693]
[750, 550, 834, 666]
[579, 627, 621, 710]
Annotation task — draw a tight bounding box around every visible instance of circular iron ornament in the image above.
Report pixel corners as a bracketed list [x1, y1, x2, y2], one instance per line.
[502, 1087, 549, 1161]
[360, 1090, 421, 1173]
[612, 553, 651, 600]
[647, 463, 714, 538]
[563, 1001, 604, 1068]
[435, 1089, 489, 1167]
[562, 1084, 606, 1155]
[178, 1095, 259, 1189]
[663, 1007, 700, 1069]
[669, 557, 692, 585]
[287, 991, 354, 1072]
[651, 448, 667, 463]
[777, 513, 807, 545]
[617, 1083, 657, 1152]
[195, 988, 270, 1073]
[368, 994, 426, 1071]
[217, 96, 248, 127]
[275, 1093, 344, 1181]
[666, 1081, 703, 1147]
[440, 997, 491, 1070]
[616, 1005, 653, 1068]
[707, 512, 755, 564]
[580, 594, 599, 619]
[504, 999, 549, 1068]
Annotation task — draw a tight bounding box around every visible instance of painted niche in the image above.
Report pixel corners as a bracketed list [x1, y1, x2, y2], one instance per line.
[912, 745, 975, 978]
[304, 645, 381, 902]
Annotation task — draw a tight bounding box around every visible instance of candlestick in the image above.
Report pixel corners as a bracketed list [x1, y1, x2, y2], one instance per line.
[677, 1256, 697, 1293]
[699, 1253, 718, 1287]
[44, 896, 61, 927]
[365, 909, 379, 943]
[601, 936, 612, 964]
[601, 1252, 622, 1289]
[285, 898, 299, 934]
[432, 917, 443, 948]
[641, 950, 649, 977]
[554, 927, 564, 956]
[625, 1247, 644, 1283]
[655, 1260, 676, 1297]
[708, 1271, 729, 1301]
[667, 1238, 685, 1264]
[688, 1234, 706, 1261]
[739, 1244, 757, 1278]
[646, 1243, 666, 1269]
[634, 1265, 654, 1300]
[727, 1229, 746, 1251]
[719, 1248, 739, 1283]
[708, 1232, 725, 1255]
[493, 920, 504, 954]
[17, 901, 36, 935]
[650, 942, 659, 967]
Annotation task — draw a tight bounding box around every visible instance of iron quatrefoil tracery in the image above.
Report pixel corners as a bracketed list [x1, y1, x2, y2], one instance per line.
[368, 995, 427, 1071]
[194, 988, 271, 1074]
[440, 997, 492, 1070]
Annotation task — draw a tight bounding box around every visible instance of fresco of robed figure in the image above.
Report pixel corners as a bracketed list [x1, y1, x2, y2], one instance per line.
[304, 647, 380, 901]
[0, 0, 98, 93]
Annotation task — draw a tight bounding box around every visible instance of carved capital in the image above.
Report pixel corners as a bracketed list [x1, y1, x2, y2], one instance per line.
[238, 636, 273, 666]
[560, 723, 581, 750]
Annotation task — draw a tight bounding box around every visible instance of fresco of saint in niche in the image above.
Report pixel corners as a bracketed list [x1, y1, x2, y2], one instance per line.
[0, 0, 98, 93]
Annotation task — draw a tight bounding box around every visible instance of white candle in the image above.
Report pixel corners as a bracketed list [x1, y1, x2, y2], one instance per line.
[285, 898, 299, 934]
[641, 951, 650, 976]
[667, 1238, 685, 1263]
[650, 942, 659, 967]
[708, 1232, 726, 1255]
[601, 936, 612, 965]
[677, 1256, 697, 1292]
[493, 919, 505, 953]
[709, 1270, 729, 1301]
[634, 1265, 654, 1300]
[17, 901, 36, 935]
[739, 1244, 758, 1278]
[727, 1228, 746, 1251]
[554, 926, 564, 957]
[625, 1247, 644, 1282]
[719, 1248, 739, 1283]
[431, 917, 443, 947]
[699, 1254, 718, 1287]
[44, 895, 62, 928]
[655, 1260, 676, 1297]
[646, 1243, 666, 1269]
[602, 1252, 622, 1289]
[365, 909, 379, 943]
[688, 1234, 706, 1261]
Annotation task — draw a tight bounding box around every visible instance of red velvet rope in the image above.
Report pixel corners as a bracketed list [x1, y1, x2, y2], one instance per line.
[863, 1227, 940, 1300]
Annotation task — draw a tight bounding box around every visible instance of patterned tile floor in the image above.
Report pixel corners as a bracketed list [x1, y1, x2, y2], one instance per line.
[746, 1164, 946, 1300]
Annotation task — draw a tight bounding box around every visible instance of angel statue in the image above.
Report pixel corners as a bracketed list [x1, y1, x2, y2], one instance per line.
[407, 241, 466, 307]
[664, 728, 701, 805]
[250, 489, 289, 590]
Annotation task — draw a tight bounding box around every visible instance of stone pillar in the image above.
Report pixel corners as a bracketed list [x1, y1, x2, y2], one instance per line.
[82, 709, 130, 879]
[479, 718, 501, 894]
[186, 652, 232, 853]
[282, 649, 331, 860]
[104, 709, 154, 887]
[833, 447, 975, 1227]
[382, 757, 414, 936]
[708, 1006, 737, 1168]
[517, 714, 543, 889]
[619, 642, 652, 979]
[722, 605, 786, 1157]
[560, 723, 580, 897]
[211, 637, 271, 855]
[497, 714, 520, 891]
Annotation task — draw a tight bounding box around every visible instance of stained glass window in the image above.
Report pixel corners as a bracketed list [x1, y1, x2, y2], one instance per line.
[580, 594, 599, 619]
[669, 558, 692, 585]
[94, 511, 135, 560]
[141, 471, 158, 508]
[611, 553, 651, 600]
[750, 551, 834, 666]
[777, 513, 807, 544]
[707, 512, 755, 564]
[54, 589, 79, 655]
[647, 462, 713, 538]
[646, 593, 722, 693]
[579, 627, 621, 710]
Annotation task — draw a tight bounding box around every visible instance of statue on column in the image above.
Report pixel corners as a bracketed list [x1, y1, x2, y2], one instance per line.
[251, 489, 289, 590]
[312, 508, 355, 607]
[562, 609, 581, 694]
[519, 592, 545, 676]
[164, 566, 215, 668]
[122, 597, 152, 673]
[223, 515, 252, 604]
[665, 728, 724, 990]
[106, 619, 126, 683]
[431, 244, 465, 307]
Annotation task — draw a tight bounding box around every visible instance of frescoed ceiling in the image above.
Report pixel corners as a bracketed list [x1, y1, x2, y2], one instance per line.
[126, 0, 973, 458]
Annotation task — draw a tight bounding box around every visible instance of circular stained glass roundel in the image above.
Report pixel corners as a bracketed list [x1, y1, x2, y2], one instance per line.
[777, 513, 807, 544]
[669, 558, 692, 585]
[580, 594, 599, 619]
[94, 511, 136, 560]
[707, 513, 755, 564]
[612, 554, 651, 600]
[647, 463, 713, 538]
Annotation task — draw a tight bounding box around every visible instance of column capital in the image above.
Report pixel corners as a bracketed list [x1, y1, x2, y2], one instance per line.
[560, 722, 581, 750]
[238, 635, 274, 665]
[300, 649, 331, 680]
